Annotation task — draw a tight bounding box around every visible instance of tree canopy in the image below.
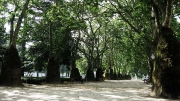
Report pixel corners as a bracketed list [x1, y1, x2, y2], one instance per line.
[0, 0, 180, 98]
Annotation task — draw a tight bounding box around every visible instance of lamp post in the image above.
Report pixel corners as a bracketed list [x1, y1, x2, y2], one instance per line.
[151, 53, 155, 60]
[150, 53, 155, 82]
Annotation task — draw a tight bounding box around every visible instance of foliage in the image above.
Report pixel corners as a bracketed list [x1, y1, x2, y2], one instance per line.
[0, 0, 180, 84]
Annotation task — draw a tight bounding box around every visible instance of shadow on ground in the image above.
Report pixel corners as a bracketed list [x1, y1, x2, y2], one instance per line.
[0, 80, 178, 101]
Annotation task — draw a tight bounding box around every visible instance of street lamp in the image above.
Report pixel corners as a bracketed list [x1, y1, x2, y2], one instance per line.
[151, 53, 155, 60]
[149, 53, 155, 83]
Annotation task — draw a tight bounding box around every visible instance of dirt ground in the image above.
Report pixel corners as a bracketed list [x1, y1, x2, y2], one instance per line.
[0, 80, 179, 101]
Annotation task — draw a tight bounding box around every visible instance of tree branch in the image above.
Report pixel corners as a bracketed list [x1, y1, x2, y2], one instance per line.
[108, 0, 140, 34]
[11, 0, 31, 48]
[154, 0, 166, 18]
[151, 0, 161, 31]
[162, 0, 174, 28]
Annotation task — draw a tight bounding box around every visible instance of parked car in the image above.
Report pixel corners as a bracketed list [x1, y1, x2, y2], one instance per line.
[142, 76, 149, 83]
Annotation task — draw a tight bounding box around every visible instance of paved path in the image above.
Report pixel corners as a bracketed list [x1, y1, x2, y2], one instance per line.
[0, 80, 178, 101]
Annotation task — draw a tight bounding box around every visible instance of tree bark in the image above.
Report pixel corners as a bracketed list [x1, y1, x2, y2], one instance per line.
[1, 0, 30, 86]
[147, 54, 153, 83]
[49, 21, 53, 58]
[151, 0, 180, 99]
[9, 6, 18, 45]
[162, 0, 173, 28]
[46, 20, 61, 83]
[70, 59, 81, 80]
[1, 46, 22, 86]
[152, 27, 180, 99]
[46, 56, 60, 83]
[86, 59, 95, 81]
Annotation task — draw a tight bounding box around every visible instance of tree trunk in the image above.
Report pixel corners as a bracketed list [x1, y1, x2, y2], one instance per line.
[46, 19, 61, 83]
[1, 0, 30, 86]
[49, 21, 53, 58]
[70, 59, 81, 80]
[96, 67, 104, 81]
[9, 6, 18, 45]
[150, 0, 180, 98]
[86, 68, 95, 81]
[1, 46, 22, 86]
[46, 56, 60, 83]
[86, 60, 95, 81]
[152, 27, 180, 99]
[69, 33, 81, 79]
[11, 0, 30, 48]
[149, 60, 153, 83]
[70, 60, 81, 80]
[147, 54, 153, 83]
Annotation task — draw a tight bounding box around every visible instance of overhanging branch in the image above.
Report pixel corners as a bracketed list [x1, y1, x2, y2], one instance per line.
[108, 0, 140, 34]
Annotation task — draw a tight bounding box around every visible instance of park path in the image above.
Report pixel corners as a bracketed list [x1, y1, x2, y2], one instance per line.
[0, 80, 178, 101]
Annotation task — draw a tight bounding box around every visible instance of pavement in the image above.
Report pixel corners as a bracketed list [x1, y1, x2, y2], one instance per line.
[0, 80, 178, 101]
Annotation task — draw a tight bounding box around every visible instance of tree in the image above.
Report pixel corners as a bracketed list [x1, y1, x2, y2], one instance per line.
[1, 0, 30, 86]
[45, 0, 84, 83]
[150, 0, 180, 98]
[101, 0, 153, 79]
[0, 27, 6, 80]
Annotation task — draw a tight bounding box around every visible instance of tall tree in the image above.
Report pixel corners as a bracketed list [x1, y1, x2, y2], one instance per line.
[43, 1, 61, 83]
[1, 0, 30, 86]
[45, 0, 83, 83]
[151, 0, 180, 98]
